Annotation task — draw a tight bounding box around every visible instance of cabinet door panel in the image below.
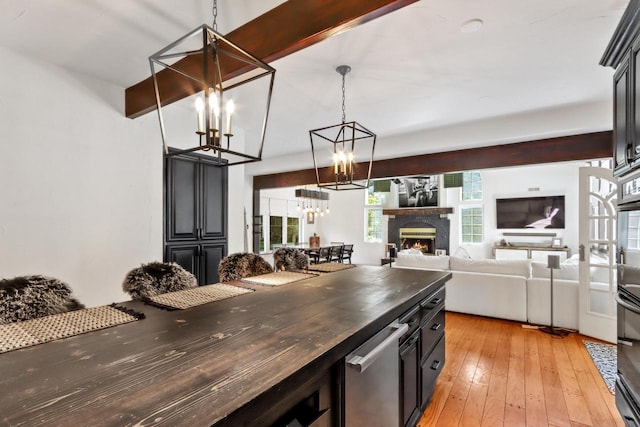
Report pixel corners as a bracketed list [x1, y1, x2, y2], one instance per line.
[400, 331, 419, 427]
[201, 161, 227, 239]
[165, 244, 200, 279]
[201, 242, 226, 285]
[166, 157, 199, 241]
[421, 336, 445, 409]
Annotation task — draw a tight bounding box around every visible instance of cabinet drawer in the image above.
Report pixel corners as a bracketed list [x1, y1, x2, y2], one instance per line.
[399, 305, 421, 342]
[421, 309, 445, 359]
[421, 336, 445, 409]
[420, 287, 445, 317]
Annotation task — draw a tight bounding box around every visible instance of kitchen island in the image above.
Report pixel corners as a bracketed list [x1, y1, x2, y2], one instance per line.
[0, 265, 450, 427]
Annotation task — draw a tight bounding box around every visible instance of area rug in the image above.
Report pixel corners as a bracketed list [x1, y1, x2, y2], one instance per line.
[583, 340, 616, 394]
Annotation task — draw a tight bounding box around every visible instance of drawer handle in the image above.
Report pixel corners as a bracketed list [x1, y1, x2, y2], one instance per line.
[431, 298, 442, 305]
[430, 323, 441, 331]
[408, 318, 418, 326]
[431, 360, 441, 370]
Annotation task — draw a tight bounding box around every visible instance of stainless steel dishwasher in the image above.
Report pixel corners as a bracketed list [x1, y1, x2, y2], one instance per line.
[344, 321, 409, 427]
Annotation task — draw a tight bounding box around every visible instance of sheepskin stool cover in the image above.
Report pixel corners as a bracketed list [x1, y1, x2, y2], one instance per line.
[0, 275, 85, 324]
[218, 253, 273, 283]
[122, 262, 197, 300]
[273, 247, 309, 271]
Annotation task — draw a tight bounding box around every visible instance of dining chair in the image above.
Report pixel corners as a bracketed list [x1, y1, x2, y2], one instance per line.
[342, 244, 354, 264]
[273, 247, 309, 271]
[218, 252, 273, 283]
[122, 261, 197, 300]
[0, 275, 85, 324]
[329, 245, 344, 263]
[317, 246, 332, 264]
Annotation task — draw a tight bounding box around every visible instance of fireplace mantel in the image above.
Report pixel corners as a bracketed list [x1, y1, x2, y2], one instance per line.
[383, 207, 453, 216]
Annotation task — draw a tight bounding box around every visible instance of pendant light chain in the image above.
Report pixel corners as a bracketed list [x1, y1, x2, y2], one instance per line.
[212, 0, 218, 32]
[341, 71, 346, 124]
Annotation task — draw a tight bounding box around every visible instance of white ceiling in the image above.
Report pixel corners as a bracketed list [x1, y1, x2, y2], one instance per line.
[0, 0, 628, 159]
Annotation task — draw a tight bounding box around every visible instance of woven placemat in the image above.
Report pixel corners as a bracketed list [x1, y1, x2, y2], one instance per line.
[0, 304, 144, 354]
[241, 271, 317, 286]
[307, 263, 356, 273]
[145, 283, 254, 310]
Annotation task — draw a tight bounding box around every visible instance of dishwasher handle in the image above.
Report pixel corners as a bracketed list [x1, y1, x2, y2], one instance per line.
[346, 322, 409, 373]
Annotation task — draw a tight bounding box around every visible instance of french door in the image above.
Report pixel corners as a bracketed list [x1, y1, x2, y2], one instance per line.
[578, 166, 617, 343]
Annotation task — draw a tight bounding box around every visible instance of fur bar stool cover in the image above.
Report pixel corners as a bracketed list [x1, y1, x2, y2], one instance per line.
[0, 275, 85, 324]
[273, 247, 309, 271]
[218, 253, 273, 283]
[122, 262, 197, 300]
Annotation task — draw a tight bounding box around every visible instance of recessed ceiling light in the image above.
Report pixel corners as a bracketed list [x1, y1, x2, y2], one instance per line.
[461, 19, 483, 33]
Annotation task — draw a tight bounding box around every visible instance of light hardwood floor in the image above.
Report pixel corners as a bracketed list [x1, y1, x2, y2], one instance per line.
[418, 312, 624, 427]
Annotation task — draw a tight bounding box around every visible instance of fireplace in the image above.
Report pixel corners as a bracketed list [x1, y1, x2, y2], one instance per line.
[386, 211, 450, 256]
[399, 228, 436, 254]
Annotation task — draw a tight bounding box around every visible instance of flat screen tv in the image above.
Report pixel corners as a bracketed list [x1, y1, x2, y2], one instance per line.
[496, 195, 565, 229]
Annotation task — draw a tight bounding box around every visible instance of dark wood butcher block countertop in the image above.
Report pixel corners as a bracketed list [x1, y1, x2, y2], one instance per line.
[0, 265, 450, 427]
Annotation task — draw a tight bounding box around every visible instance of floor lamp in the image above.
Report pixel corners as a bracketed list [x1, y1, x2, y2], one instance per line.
[539, 254, 570, 337]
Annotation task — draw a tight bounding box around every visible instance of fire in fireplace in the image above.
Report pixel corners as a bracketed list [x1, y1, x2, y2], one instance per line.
[399, 227, 437, 254]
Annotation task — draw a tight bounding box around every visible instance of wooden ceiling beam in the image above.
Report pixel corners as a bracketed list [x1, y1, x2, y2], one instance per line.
[253, 131, 613, 190]
[125, 0, 418, 119]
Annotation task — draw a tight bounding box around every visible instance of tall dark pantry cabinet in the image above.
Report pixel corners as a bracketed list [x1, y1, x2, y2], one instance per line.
[164, 150, 228, 285]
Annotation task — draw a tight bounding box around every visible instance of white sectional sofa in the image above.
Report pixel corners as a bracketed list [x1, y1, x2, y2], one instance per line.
[393, 251, 608, 330]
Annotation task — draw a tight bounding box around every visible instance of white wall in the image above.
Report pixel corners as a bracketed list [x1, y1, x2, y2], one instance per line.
[253, 161, 589, 265]
[445, 162, 585, 259]
[0, 47, 246, 307]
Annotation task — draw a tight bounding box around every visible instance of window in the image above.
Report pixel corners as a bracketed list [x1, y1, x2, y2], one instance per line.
[462, 171, 482, 201]
[269, 216, 283, 250]
[460, 171, 483, 243]
[629, 211, 640, 250]
[365, 184, 383, 242]
[461, 207, 483, 243]
[287, 217, 299, 244]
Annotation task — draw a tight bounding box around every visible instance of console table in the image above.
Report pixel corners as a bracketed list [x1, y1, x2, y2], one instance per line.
[493, 245, 571, 262]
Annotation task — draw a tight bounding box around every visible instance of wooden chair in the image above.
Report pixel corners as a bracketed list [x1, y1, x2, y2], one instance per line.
[218, 252, 273, 283]
[330, 245, 344, 263]
[317, 246, 332, 264]
[123, 261, 197, 300]
[0, 275, 85, 324]
[342, 244, 354, 264]
[273, 247, 309, 271]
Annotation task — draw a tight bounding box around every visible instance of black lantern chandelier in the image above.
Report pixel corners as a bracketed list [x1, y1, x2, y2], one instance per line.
[309, 65, 376, 190]
[149, 0, 275, 166]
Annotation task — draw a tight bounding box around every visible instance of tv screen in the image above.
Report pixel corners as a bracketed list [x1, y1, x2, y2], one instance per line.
[496, 195, 565, 229]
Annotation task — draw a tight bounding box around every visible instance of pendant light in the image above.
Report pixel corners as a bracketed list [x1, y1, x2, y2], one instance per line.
[149, 0, 275, 166]
[309, 65, 376, 190]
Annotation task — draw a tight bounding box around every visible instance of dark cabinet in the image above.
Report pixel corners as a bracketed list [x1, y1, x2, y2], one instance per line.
[602, 0, 640, 177]
[398, 285, 446, 427]
[165, 151, 227, 285]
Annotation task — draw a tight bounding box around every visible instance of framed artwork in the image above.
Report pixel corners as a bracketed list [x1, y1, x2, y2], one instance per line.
[398, 175, 438, 207]
[306, 211, 315, 224]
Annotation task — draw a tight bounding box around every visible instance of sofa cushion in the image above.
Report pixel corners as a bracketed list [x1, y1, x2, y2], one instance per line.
[531, 261, 579, 281]
[395, 253, 450, 270]
[449, 257, 531, 277]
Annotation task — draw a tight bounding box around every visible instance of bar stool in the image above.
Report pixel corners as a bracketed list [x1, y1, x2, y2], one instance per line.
[122, 261, 197, 300]
[273, 247, 309, 271]
[0, 275, 84, 324]
[218, 252, 273, 283]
